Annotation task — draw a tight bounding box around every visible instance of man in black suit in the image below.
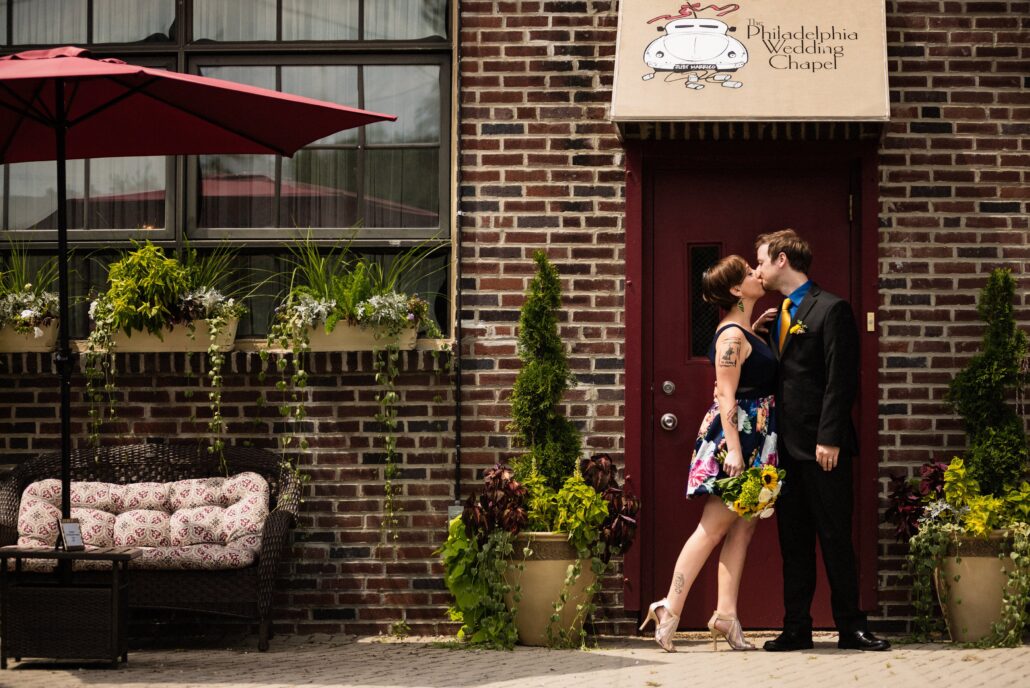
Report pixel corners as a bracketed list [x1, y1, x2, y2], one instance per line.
[753, 229, 889, 652]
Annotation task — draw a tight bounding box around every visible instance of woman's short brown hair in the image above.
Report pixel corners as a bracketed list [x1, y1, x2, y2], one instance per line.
[755, 228, 812, 274]
[701, 255, 748, 310]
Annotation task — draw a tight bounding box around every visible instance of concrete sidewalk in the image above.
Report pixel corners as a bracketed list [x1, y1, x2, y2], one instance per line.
[0, 632, 1028, 688]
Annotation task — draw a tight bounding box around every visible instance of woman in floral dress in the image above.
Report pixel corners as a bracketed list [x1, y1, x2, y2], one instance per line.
[640, 255, 778, 653]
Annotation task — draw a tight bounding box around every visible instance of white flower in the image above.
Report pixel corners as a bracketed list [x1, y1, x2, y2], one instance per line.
[88, 300, 98, 319]
[759, 487, 773, 503]
[20, 309, 36, 319]
[759, 507, 775, 519]
[32, 326, 43, 338]
[736, 407, 748, 431]
[772, 482, 782, 498]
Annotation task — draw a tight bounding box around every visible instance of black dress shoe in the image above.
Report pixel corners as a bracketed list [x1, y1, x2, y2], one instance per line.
[837, 630, 891, 651]
[763, 630, 814, 652]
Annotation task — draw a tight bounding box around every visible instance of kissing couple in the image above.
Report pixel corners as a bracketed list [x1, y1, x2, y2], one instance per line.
[640, 229, 890, 653]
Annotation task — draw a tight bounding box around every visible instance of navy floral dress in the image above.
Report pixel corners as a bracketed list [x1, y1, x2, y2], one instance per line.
[687, 323, 778, 498]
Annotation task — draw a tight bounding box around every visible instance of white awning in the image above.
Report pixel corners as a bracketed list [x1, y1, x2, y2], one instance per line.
[611, 1, 889, 121]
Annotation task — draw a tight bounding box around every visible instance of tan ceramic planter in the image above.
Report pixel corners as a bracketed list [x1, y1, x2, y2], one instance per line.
[936, 532, 1015, 643]
[0, 321, 59, 352]
[109, 318, 238, 353]
[304, 322, 417, 352]
[503, 532, 597, 646]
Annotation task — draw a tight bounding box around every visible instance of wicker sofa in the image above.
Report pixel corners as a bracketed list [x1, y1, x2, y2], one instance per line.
[0, 444, 299, 651]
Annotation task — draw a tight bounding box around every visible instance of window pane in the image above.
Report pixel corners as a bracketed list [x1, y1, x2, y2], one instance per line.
[12, 0, 86, 45]
[7, 161, 86, 230]
[94, 0, 176, 43]
[281, 149, 358, 228]
[281, 66, 360, 145]
[193, 0, 275, 41]
[690, 245, 721, 358]
[282, 0, 358, 41]
[0, 1, 7, 45]
[365, 0, 447, 40]
[87, 157, 166, 230]
[364, 65, 440, 145]
[365, 149, 439, 228]
[197, 155, 277, 228]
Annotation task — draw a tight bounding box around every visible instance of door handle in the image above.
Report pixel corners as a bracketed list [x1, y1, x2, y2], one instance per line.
[660, 413, 678, 431]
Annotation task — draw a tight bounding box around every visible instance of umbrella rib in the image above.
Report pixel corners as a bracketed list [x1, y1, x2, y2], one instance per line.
[0, 80, 55, 160]
[65, 76, 163, 129]
[107, 76, 292, 157]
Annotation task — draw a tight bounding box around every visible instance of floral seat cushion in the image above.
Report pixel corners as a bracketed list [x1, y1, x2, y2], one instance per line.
[16, 472, 269, 571]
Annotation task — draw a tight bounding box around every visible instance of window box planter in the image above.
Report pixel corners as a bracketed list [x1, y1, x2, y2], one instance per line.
[107, 318, 239, 353]
[303, 322, 417, 352]
[0, 322, 59, 352]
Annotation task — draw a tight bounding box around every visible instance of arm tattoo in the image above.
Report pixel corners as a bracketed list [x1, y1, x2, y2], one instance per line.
[717, 337, 742, 368]
[721, 403, 739, 428]
[673, 572, 685, 596]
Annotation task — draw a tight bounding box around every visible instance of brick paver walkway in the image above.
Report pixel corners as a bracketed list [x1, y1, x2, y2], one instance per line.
[1, 633, 1028, 687]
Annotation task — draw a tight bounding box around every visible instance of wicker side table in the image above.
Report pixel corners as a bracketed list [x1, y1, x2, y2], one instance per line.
[0, 546, 141, 668]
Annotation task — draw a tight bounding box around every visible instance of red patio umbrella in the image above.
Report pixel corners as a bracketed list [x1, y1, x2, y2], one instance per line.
[0, 46, 396, 519]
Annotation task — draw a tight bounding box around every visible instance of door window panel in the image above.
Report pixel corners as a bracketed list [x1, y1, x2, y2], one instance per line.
[689, 244, 721, 358]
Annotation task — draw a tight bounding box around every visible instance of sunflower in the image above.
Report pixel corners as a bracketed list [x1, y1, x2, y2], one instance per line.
[761, 465, 779, 488]
[732, 499, 749, 517]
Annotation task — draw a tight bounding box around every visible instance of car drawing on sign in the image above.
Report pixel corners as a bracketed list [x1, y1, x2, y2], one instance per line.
[642, 18, 749, 80]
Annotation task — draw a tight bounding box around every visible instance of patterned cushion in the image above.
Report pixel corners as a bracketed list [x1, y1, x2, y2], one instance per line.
[111, 483, 169, 512]
[17, 472, 270, 570]
[114, 510, 171, 547]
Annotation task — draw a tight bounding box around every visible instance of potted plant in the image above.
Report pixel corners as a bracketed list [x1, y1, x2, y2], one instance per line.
[85, 241, 248, 461]
[439, 252, 639, 649]
[0, 245, 59, 352]
[885, 268, 1030, 645]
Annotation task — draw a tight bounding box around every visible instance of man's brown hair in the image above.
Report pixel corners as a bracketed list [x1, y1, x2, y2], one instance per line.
[755, 228, 812, 274]
[701, 254, 749, 311]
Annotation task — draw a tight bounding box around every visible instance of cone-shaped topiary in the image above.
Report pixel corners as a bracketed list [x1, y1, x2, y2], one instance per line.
[509, 252, 581, 491]
[946, 268, 1030, 495]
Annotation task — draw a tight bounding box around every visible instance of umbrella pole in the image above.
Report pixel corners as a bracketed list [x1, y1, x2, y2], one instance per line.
[54, 78, 72, 522]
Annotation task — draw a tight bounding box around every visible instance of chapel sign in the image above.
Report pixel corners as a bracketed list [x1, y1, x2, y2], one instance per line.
[611, 1, 889, 121]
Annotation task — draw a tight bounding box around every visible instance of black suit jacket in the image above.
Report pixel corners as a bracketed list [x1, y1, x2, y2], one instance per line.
[772, 284, 859, 461]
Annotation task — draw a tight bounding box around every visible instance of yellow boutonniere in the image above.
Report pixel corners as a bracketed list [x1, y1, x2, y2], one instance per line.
[788, 320, 808, 335]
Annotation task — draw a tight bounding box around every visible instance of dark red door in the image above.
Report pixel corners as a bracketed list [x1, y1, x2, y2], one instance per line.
[648, 152, 856, 629]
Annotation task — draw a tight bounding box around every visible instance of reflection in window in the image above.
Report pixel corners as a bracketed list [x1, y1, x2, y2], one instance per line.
[690, 245, 722, 358]
[94, 0, 175, 43]
[365, 0, 448, 41]
[281, 150, 359, 228]
[365, 149, 439, 228]
[193, 0, 275, 41]
[282, 0, 359, 41]
[197, 155, 277, 228]
[364, 66, 441, 145]
[12, 0, 86, 45]
[6, 161, 85, 230]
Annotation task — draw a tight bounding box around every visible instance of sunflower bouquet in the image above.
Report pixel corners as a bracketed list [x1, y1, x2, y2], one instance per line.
[714, 465, 785, 520]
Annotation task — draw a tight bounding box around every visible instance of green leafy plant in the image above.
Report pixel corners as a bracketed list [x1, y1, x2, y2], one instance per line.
[440, 254, 639, 650]
[262, 234, 446, 529]
[509, 252, 581, 491]
[0, 242, 59, 337]
[887, 270, 1030, 647]
[85, 240, 247, 467]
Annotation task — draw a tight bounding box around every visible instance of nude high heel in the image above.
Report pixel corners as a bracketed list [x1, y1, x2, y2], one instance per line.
[707, 611, 755, 651]
[640, 599, 679, 652]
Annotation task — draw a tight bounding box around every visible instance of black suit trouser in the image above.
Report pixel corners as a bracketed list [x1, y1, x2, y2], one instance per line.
[775, 452, 866, 634]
